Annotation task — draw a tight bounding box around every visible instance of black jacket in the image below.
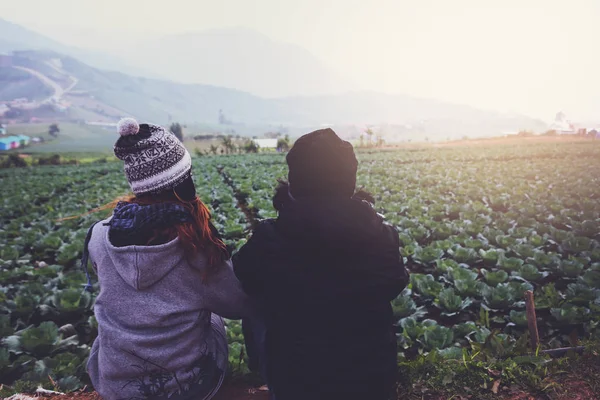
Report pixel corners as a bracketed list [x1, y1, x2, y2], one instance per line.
[233, 196, 409, 400]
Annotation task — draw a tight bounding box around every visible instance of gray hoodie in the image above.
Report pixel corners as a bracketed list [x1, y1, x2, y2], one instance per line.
[86, 218, 253, 400]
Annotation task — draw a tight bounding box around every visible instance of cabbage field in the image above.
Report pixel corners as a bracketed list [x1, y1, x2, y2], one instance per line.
[1, 140, 600, 393]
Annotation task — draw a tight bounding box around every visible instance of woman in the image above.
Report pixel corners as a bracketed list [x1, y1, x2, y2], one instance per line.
[85, 119, 253, 400]
[233, 128, 409, 400]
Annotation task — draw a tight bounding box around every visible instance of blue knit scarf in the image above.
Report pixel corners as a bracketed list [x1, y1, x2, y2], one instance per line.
[108, 201, 194, 234]
[80, 202, 194, 292]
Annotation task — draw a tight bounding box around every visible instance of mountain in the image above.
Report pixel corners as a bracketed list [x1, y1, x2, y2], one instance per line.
[119, 27, 356, 98]
[272, 92, 548, 137]
[0, 19, 69, 54]
[0, 50, 547, 140]
[0, 18, 159, 79]
[1, 50, 281, 126]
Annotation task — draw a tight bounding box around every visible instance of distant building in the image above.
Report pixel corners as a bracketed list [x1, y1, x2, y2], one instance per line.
[252, 138, 278, 149]
[16, 135, 30, 146]
[0, 137, 15, 150]
[86, 121, 118, 128]
[0, 135, 30, 150]
[0, 104, 8, 117]
[549, 111, 576, 134]
[0, 124, 6, 135]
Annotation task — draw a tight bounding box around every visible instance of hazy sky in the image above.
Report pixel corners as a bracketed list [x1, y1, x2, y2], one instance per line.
[2, 0, 599, 121]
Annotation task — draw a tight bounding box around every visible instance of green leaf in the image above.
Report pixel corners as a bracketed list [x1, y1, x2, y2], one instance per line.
[530, 250, 557, 268]
[0, 314, 14, 338]
[513, 264, 547, 282]
[413, 246, 444, 265]
[49, 290, 92, 313]
[448, 245, 478, 264]
[438, 346, 463, 360]
[558, 258, 585, 278]
[435, 258, 459, 273]
[400, 317, 437, 340]
[0, 347, 10, 370]
[422, 325, 454, 350]
[581, 270, 600, 288]
[481, 269, 508, 287]
[58, 376, 84, 392]
[565, 283, 600, 305]
[550, 304, 590, 325]
[20, 321, 59, 356]
[449, 266, 478, 282]
[534, 283, 562, 309]
[391, 293, 418, 319]
[482, 283, 516, 310]
[562, 236, 594, 253]
[454, 278, 483, 297]
[479, 249, 504, 266]
[435, 288, 472, 315]
[509, 310, 528, 327]
[410, 274, 443, 299]
[497, 256, 524, 271]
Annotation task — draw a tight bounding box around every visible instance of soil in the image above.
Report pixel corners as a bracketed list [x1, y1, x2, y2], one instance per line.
[8, 377, 597, 400]
[217, 166, 259, 230]
[3, 383, 269, 400]
[213, 383, 269, 400]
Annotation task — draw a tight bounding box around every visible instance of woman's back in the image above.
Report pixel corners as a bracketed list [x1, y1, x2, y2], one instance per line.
[88, 219, 230, 399]
[86, 119, 252, 400]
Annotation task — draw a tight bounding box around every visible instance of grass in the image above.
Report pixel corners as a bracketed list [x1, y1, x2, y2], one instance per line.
[4, 124, 273, 155]
[395, 342, 600, 399]
[5, 123, 116, 154]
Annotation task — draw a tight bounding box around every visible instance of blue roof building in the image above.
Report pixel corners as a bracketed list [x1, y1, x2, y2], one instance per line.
[0, 135, 30, 150]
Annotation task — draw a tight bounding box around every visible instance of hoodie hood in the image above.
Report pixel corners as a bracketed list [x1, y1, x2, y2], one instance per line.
[103, 226, 187, 290]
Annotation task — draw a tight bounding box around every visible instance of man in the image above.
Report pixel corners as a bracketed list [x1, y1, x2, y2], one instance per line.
[233, 128, 409, 400]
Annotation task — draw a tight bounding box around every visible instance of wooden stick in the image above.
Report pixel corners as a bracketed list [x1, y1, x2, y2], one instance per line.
[540, 346, 585, 358]
[525, 290, 540, 352]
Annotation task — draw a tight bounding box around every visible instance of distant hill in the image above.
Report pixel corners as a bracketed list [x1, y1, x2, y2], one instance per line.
[0, 50, 547, 140]
[0, 19, 68, 55]
[118, 27, 356, 98]
[0, 18, 159, 78]
[273, 92, 548, 138]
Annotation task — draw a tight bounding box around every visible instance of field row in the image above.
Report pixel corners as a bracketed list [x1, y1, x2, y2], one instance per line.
[1, 142, 599, 392]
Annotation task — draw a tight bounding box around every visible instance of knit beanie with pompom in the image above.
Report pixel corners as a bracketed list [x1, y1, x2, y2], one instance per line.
[113, 118, 195, 199]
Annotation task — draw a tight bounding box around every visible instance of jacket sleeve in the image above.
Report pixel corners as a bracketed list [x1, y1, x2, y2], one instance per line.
[231, 222, 272, 300]
[201, 259, 257, 320]
[379, 225, 410, 301]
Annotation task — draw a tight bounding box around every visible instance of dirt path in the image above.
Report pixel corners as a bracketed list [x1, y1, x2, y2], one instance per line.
[13, 65, 78, 103]
[217, 165, 259, 230]
[13, 66, 64, 100]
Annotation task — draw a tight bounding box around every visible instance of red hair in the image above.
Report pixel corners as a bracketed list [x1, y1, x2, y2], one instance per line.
[74, 192, 229, 273]
[124, 192, 229, 270]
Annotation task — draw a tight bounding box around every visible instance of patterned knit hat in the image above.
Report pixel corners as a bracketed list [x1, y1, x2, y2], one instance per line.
[114, 118, 193, 197]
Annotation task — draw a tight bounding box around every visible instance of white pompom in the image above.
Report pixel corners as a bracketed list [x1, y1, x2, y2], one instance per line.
[117, 118, 140, 136]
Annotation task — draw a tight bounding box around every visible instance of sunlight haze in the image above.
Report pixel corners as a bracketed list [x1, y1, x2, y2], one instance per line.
[2, 0, 598, 121]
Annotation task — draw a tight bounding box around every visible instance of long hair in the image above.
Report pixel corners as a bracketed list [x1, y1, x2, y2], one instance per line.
[82, 192, 228, 272]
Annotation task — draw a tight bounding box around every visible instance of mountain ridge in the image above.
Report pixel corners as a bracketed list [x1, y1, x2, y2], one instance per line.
[0, 43, 548, 140]
[118, 27, 356, 97]
[0, 18, 162, 79]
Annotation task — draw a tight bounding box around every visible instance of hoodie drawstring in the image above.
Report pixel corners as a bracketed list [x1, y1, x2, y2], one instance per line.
[80, 221, 100, 293]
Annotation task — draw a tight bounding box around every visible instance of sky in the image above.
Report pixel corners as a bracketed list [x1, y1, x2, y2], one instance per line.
[2, 0, 599, 121]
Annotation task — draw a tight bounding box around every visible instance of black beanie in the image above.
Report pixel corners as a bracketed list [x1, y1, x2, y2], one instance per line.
[286, 128, 358, 198]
